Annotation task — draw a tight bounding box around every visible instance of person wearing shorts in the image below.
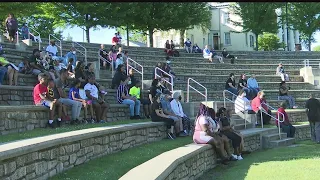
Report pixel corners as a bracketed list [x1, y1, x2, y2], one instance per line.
[33, 73, 57, 128]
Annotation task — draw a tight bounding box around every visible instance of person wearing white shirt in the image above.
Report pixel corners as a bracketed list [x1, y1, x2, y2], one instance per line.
[235, 89, 256, 128]
[84, 75, 108, 123]
[247, 74, 260, 97]
[46, 40, 58, 56]
[115, 53, 124, 70]
[170, 92, 191, 135]
[276, 63, 289, 81]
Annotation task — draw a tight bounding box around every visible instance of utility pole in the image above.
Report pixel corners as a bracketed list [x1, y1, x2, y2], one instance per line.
[126, 24, 129, 46]
[286, 2, 289, 51]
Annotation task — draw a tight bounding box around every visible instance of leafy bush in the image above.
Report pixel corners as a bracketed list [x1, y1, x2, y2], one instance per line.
[258, 33, 283, 51]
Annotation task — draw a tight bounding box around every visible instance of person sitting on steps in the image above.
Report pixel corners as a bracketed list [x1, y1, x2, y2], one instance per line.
[235, 89, 257, 128]
[276, 101, 296, 138]
[221, 48, 237, 64]
[278, 81, 298, 109]
[276, 63, 289, 81]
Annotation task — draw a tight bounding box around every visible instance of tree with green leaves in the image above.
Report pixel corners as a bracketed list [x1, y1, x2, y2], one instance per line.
[39, 2, 122, 43]
[286, 2, 320, 51]
[116, 26, 147, 45]
[258, 33, 284, 51]
[122, 2, 211, 47]
[313, 45, 320, 51]
[229, 2, 279, 51]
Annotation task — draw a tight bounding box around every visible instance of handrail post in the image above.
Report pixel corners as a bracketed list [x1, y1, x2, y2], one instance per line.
[15, 32, 19, 46]
[187, 79, 189, 102]
[223, 90, 226, 108]
[141, 66, 144, 90]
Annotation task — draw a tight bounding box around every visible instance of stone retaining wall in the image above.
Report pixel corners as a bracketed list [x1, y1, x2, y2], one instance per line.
[0, 122, 166, 180]
[0, 105, 145, 135]
[295, 124, 311, 141]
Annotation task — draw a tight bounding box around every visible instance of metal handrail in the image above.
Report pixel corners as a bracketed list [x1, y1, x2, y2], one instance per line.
[260, 102, 285, 139]
[49, 34, 62, 56]
[73, 41, 87, 65]
[154, 67, 174, 92]
[28, 26, 41, 50]
[15, 31, 19, 46]
[127, 58, 144, 89]
[187, 78, 207, 103]
[303, 59, 310, 67]
[223, 90, 248, 129]
[98, 49, 114, 77]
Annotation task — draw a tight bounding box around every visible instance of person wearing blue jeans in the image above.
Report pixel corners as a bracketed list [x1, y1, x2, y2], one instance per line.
[0, 66, 8, 85]
[117, 76, 141, 119]
[238, 74, 252, 99]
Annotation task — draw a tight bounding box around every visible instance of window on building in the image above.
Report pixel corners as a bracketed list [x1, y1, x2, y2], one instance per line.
[245, 33, 248, 46]
[224, 32, 231, 45]
[222, 12, 230, 24]
[249, 35, 254, 47]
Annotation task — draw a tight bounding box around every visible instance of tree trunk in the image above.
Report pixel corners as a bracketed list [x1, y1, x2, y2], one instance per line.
[126, 24, 129, 46]
[85, 14, 90, 43]
[308, 36, 312, 51]
[180, 29, 185, 48]
[255, 33, 259, 51]
[148, 28, 154, 47]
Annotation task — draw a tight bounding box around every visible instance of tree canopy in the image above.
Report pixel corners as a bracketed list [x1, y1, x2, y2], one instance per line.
[230, 2, 279, 50]
[286, 2, 320, 51]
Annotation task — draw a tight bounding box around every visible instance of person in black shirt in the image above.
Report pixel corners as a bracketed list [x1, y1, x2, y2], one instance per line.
[216, 107, 243, 160]
[99, 44, 110, 69]
[278, 81, 297, 109]
[112, 64, 127, 89]
[151, 94, 176, 139]
[225, 73, 238, 97]
[222, 48, 236, 64]
[305, 94, 320, 143]
[238, 74, 252, 99]
[128, 68, 137, 89]
[74, 61, 86, 88]
[148, 78, 166, 103]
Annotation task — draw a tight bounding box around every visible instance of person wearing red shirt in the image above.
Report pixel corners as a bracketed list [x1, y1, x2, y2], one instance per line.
[276, 101, 296, 138]
[251, 91, 271, 125]
[112, 33, 119, 46]
[33, 73, 57, 128]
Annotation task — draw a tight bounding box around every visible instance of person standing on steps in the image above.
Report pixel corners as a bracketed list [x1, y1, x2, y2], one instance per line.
[305, 94, 320, 143]
[5, 13, 18, 43]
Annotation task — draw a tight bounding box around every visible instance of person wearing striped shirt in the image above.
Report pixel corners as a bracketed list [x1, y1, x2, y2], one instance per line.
[117, 76, 141, 119]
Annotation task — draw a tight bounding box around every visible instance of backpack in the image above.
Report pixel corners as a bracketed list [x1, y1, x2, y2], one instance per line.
[7, 18, 18, 30]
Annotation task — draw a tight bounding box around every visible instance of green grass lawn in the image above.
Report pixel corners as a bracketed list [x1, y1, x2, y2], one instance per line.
[199, 140, 320, 180]
[50, 137, 193, 180]
[0, 119, 150, 144]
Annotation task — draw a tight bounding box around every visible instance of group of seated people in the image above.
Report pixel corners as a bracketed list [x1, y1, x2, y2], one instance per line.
[193, 103, 249, 164]
[99, 44, 129, 72]
[203, 46, 237, 64]
[224, 72, 298, 109]
[164, 40, 179, 57]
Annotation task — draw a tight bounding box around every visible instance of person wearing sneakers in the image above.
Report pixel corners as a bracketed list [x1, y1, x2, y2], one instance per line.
[278, 81, 298, 109]
[117, 76, 141, 119]
[47, 79, 67, 126]
[161, 91, 187, 137]
[53, 69, 82, 124]
[193, 103, 230, 165]
[216, 107, 243, 160]
[171, 92, 191, 135]
[33, 73, 59, 128]
[70, 79, 94, 123]
[151, 94, 176, 140]
[85, 75, 108, 123]
[276, 63, 289, 81]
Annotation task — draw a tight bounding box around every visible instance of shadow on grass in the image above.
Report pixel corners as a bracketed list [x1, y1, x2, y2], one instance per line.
[199, 140, 320, 180]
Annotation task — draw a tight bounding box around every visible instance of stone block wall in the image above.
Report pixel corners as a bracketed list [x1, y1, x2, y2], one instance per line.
[0, 105, 145, 135]
[294, 125, 311, 141]
[0, 123, 166, 180]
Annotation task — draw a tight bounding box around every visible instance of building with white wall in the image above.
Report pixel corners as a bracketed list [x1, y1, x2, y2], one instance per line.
[151, 2, 301, 51]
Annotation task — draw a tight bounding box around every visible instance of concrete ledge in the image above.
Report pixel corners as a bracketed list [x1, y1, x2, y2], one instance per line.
[120, 125, 310, 180]
[0, 122, 166, 179]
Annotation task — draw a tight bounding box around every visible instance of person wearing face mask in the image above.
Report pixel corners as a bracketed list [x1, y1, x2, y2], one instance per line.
[115, 53, 124, 70]
[148, 78, 167, 104]
[235, 89, 256, 128]
[64, 47, 78, 67]
[251, 91, 271, 125]
[170, 92, 191, 135]
[128, 68, 137, 89]
[117, 76, 141, 119]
